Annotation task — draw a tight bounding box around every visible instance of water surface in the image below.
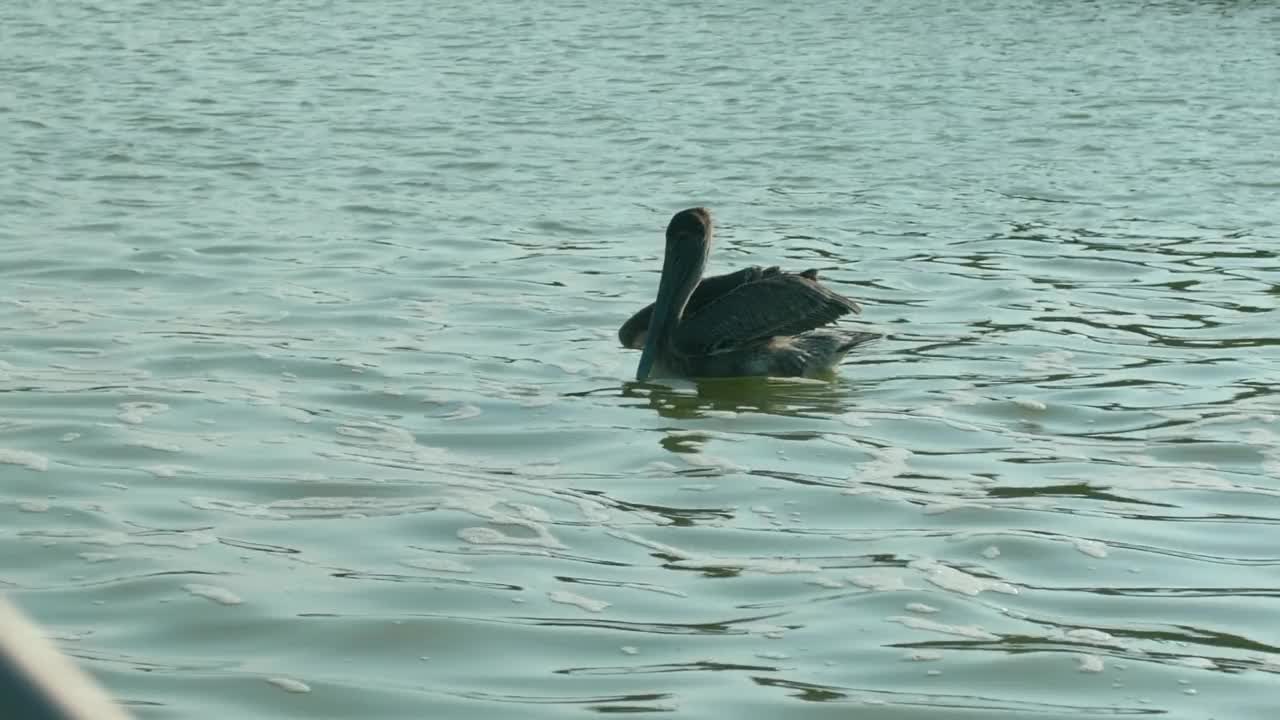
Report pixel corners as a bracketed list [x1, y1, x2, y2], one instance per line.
[3, 1, 1280, 718]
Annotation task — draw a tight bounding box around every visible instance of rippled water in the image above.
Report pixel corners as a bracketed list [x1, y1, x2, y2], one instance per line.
[3, 0, 1280, 717]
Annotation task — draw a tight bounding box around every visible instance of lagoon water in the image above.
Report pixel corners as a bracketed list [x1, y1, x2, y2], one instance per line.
[3, 0, 1280, 717]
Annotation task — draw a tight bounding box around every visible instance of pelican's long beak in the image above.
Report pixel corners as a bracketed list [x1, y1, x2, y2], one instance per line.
[637, 252, 682, 381]
[635, 207, 711, 383]
[636, 297, 669, 382]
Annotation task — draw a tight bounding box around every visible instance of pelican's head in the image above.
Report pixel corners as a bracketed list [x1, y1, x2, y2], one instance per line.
[666, 207, 713, 247]
[636, 208, 715, 382]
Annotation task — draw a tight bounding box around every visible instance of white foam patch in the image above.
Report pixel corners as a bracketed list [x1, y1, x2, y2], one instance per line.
[457, 526, 563, 549]
[825, 434, 867, 450]
[905, 602, 940, 614]
[443, 404, 482, 420]
[946, 390, 984, 406]
[280, 407, 313, 424]
[0, 449, 49, 472]
[126, 436, 183, 453]
[682, 453, 748, 472]
[241, 382, 282, 403]
[144, 465, 192, 479]
[78, 552, 119, 563]
[184, 583, 243, 605]
[1077, 655, 1105, 673]
[1177, 657, 1216, 670]
[186, 497, 291, 519]
[982, 546, 1001, 559]
[834, 409, 875, 425]
[505, 502, 552, 523]
[889, 616, 1000, 641]
[1014, 398, 1047, 411]
[1073, 539, 1109, 558]
[548, 590, 609, 613]
[848, 447, 911, 485]
[265, 677, 311, 693]
[1065, 629, 1115, 644]
[910, 560, 1018, 596]
[444, 494, 565, 549]
[606, 531, 693, 559]
[851, 572, 910, 592]
[402, 557, 473, 573]
[117, 402, 169, 425]
[60, 433, 81, 442]
[575, 498, 611, 523]
[18, 500, 50, 512]
[270, 496, 439, 517]
[670, 558, 820, 574]
[923, 501, 987, 515]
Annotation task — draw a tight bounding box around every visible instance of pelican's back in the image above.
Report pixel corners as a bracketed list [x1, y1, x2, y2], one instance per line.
[674, 273, 860, 357]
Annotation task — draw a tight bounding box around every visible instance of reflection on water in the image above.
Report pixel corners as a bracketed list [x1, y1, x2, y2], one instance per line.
[621, 376, 870, 420]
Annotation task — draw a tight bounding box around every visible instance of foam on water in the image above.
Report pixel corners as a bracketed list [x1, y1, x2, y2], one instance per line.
[547, 590, 610, 613]
[0, 449, 50, 471]
[183, 584, 244, 606]
[888, 616, 1001, 641]
[909, 560, 1019, 597]
[265, 677, 311, 694]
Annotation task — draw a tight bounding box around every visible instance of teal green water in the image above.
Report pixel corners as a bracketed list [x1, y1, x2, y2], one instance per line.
[4, 1, 1280, 717]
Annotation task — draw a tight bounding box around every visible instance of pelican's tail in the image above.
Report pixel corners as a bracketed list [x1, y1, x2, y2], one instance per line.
[788, 329, 880, 377]
[836, 330, 880, 354]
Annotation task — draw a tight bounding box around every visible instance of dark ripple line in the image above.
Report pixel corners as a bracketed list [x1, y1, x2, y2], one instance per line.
[892, 637, 1273, 676]
[295, 610, 785, 637]
[331, 570, 521, 591]
[751, 676, 1161, 715]
[1, 569, 215, 592]
[556, 660, 779, 677]
[453, 689, 672, 707]
[1025, 584, 1280, 599]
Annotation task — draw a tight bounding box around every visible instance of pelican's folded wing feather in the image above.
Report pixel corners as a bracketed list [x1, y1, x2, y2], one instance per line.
[618, 265, 774, 349]
[673, 274, 860, 356]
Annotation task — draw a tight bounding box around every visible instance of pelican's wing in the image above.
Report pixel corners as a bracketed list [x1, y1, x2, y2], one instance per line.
[673, 274, 860, 356]
[618, 266, 777, 348]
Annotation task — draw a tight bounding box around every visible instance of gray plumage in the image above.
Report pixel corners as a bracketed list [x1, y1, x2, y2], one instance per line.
[618, 265, 784, 350]
[625, 207, 876, 380]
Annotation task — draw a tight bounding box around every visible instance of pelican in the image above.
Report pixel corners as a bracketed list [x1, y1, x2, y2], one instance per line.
[622, 207, 876, 381]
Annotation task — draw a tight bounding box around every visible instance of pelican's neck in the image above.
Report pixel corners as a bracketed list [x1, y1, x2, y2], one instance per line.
[651, 236, 708, 340]
[635, 214, 712, 382]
